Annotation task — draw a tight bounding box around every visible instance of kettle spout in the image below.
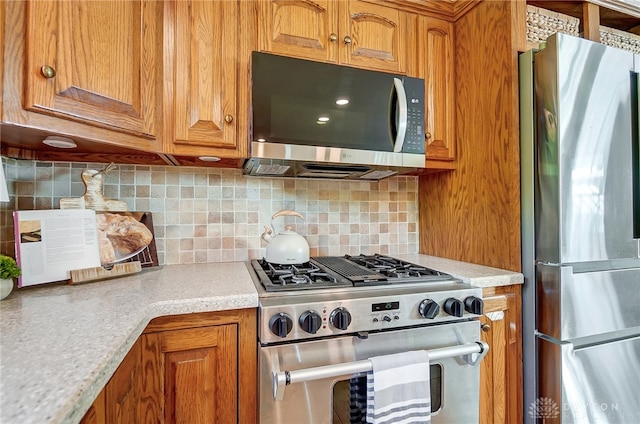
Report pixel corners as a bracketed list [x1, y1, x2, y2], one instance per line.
[261, 226, 273, 243]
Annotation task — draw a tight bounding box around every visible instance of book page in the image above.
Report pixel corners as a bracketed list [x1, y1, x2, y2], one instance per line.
[14, 209, 101, 287]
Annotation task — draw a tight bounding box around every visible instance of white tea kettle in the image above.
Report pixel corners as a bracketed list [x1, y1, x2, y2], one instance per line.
[261, 210, 310, 264]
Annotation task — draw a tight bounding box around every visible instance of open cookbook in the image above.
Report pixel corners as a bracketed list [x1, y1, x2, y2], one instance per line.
[14, 209, 157, 287]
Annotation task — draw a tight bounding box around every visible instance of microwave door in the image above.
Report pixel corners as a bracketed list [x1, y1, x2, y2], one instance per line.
[393, 77, 408, 153]
[252, 52, 399, 152]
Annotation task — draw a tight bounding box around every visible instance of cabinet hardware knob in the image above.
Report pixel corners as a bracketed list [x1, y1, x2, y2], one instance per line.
[329, 33, 337, 42]
[41, 65, 56, 79]
[343, 35, 352, 44]
[481, 323, 491, 332]
[224, 114, 233, 123]
[425, 132, 432, 139]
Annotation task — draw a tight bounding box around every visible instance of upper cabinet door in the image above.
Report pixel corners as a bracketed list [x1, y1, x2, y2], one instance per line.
[259, 0, 338, 63]
[417, 16, 455, 163]
[340, 0, 406, 73]
[166, 0, 243, 157]
[258, 0, 406, 74]
[24, 0, 161, 140]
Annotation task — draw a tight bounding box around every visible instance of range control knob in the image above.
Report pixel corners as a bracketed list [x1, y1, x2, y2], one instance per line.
[299, 310, 322, 334]
[464, 296, 484, 315]
[329, 307, 352, 330]
[443, 298, 464, 317]
[418, 299, 440, 319]
[382, 315, 392, 322]
[269, 313, 293, 338]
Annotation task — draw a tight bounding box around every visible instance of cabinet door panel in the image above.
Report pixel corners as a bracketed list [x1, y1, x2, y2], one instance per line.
[143, 325, 238, 424]
[170, 0, 237, 151]
[259, 0, 337, 62]
[479, 287, 523, 424]
[105, 341, 141, 424]
[480, 312, 507, 424]
[341, 0, 406, 73]
[421, 17, 455, 161]
[25, 0, 159, 139]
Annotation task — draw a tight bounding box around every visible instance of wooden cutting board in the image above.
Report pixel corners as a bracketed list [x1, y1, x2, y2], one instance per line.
[60, 165, 128, 211]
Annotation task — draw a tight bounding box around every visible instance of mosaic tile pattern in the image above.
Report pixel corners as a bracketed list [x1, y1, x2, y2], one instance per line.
[0, 157, 419, 265]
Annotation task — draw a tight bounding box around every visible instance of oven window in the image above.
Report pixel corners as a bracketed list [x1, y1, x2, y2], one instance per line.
[332, 364, 443, 423]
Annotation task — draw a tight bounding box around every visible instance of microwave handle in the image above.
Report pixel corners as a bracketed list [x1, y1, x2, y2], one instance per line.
[393, 77, 408, 152]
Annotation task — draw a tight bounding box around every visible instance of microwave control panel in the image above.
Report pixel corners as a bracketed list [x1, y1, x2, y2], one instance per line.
[401, 77, 425, 154]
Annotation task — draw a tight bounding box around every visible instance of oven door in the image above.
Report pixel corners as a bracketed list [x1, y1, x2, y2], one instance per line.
[259, 320, 484, 423]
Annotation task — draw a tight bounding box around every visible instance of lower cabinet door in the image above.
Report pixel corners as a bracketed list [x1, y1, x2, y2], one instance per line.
[479, 285, 523, 424]
[106, 340, 141, 424]
[140, 324, 238, 424]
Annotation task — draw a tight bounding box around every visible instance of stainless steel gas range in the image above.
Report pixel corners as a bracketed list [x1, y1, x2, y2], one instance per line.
[248, 254, 489, 424]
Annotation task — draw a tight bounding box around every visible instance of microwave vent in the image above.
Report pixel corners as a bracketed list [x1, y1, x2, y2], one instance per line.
[254, 164, 290, 176]
[242, 158, 415, 181]
[303, 163, 371, 173]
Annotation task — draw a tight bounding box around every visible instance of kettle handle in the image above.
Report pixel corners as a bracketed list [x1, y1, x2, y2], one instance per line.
[271, 210, 304, 221]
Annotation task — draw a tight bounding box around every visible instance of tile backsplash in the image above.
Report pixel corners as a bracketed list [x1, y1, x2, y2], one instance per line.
[0, 157, 419, 265]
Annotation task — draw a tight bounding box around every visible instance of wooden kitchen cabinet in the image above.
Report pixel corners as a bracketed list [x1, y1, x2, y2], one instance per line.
[5, 0, 163, 151]
[258, 0, 408, 74]
[140, 323, 238, 422]
[79, 339, 141, 424]
[139, 308, 256, 424]
[415, 15, 456, 167]
[163, 0, 252, 160]
[79, 309, 256, 424]
[479, 285, 523, 424]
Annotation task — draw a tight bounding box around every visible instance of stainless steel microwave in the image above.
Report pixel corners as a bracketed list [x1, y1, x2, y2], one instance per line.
[244, 52, 426, 180]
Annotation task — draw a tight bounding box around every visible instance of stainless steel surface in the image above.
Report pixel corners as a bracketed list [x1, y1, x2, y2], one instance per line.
[259, 320, 482, 424]
[249, 51, 426, 180]
[519, 49, 537, 424]
[538, 333, 640, 423]
[537, 264, 640, 340]
[243, 142, 423, 180]
[521, 32, 640, 424]
[393, 77, 408, 152]
[272, 341, 489, 401]
[257, 281, 482, 344]
[534, 33, 639, 264]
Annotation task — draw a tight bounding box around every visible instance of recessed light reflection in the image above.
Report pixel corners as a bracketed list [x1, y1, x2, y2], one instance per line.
[316, 120, 328, 125]
[336, 98, 349, 105]
[257, 138, 266, 142]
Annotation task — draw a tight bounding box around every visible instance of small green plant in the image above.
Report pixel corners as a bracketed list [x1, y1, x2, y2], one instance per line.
[0, 255, 21, 280]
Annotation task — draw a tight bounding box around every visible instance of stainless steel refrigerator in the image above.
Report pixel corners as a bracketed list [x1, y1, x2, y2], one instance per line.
[520, 33, 640, 423]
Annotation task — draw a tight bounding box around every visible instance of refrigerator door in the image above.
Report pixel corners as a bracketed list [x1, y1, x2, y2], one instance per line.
[534, 33, 639, 264]
[537, 334, 640, 423]
[537, 263, 640, 340]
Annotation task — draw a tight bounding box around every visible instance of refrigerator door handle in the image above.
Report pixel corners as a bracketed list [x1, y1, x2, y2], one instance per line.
[572, 334, 640, 352]
[632, 71, 640, 239]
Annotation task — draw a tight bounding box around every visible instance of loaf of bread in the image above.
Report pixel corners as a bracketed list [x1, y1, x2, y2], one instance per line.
[96, 213, 153, 264]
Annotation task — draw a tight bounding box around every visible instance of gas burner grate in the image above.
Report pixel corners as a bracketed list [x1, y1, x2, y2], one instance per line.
[265, 261, 321, 278]
[312, 256, 388, 282]
[252, 259, 353, 292]
[345, 254, 450, 279]
[276, 271, 338, 286]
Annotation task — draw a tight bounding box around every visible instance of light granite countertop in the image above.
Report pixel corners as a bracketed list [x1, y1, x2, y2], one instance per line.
[0, 256, 521, 424]
[0, 262, 258, 424]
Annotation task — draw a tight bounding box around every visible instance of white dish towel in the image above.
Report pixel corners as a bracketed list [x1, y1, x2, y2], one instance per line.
[366, 350, 431, 424]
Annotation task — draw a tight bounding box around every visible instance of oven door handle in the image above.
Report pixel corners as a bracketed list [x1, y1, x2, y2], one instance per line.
[272, 340, 489, 401]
